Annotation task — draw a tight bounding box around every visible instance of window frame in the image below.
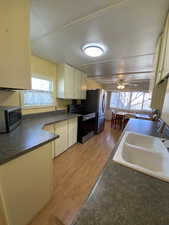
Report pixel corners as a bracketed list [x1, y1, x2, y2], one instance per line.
[110, 91, 152, 112]
[21, 75, 55, 109]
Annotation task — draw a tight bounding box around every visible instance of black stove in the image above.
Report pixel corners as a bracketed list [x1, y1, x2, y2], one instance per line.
[68, 104, 96, 143]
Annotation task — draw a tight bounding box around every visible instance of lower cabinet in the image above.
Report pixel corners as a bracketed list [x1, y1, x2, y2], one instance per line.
[44, 124, 55, 159]
[0, 143, 53, 225]
[44, 118, 78, 158]
[54, 120, 68, 157]
[68, 118, 77, 148]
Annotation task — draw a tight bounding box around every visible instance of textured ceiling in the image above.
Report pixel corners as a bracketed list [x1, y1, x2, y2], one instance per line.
[31, 0, 169, 88]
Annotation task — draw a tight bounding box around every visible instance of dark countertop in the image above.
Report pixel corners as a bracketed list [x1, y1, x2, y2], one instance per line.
[72, 119, 169, 225]
[0, 111, 78, 165]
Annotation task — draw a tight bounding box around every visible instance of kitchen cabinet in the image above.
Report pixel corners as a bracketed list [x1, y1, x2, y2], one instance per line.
[151, 35, 165, 109]
[56, 64, 87, 99]
[74, 69, 82, 99]
[0, 0, 31, 90]
[154, 35, 162, 84]
[54, 120, 68, 157]
[81, 72, 87, 99]
[151, 79, 167, 111]
[0, 142, 53, 225]
[163, 13, 169, 80]
[68, 118, 78, 148]
[151, 14, 169, 111]
[54, 118, 78, 156]
[44, 118, 78, 158]
[162, 79, 169, 125]
[44, 124, 55, 159]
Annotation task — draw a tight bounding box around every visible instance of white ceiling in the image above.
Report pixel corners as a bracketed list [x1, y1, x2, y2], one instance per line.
[31, 0, 169, 87]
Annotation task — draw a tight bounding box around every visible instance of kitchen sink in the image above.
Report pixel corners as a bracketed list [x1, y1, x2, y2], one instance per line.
[113, 131, 169, 182]
[125, 132, 164, 152]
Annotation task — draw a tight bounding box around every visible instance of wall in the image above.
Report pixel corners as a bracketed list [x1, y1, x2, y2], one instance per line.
[86, 78, 102, 90]
[0, 90, 20, 107]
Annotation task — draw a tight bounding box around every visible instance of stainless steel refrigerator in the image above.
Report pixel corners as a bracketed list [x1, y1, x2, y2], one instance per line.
[84, 89, 107, 133]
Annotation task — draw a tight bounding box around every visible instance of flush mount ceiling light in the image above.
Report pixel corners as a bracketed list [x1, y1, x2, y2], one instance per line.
[83, 44, 104, 57]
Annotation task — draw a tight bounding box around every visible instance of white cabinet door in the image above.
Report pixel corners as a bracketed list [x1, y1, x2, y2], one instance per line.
[81, 72, 87, 99]
[0, 0, 31, 90]
[54, 121, 68, 157]
[74, 69, 81, 99]
[68, 118, 77, 148]
[154, 35, 162, 84]
[163, 13, 169, 79]
[0, 143, 53, 225]
[56, 64, 87, 100]
[162, 79, 169, 124]
[43, 124, 55, 159]
[64, 64, 75, 99]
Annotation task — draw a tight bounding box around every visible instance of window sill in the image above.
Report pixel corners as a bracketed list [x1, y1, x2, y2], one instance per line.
[110, 107, 152, 114]
[22, 105, 56, 110]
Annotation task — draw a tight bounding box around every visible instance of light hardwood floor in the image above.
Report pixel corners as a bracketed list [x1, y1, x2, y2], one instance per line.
[29, 121, 122, 225]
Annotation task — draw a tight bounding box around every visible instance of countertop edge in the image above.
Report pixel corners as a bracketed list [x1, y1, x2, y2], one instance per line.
[0, 113, 79, 165]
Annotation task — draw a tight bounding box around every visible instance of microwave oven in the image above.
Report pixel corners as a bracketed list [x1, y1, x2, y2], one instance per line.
[0, 106, 22, 133]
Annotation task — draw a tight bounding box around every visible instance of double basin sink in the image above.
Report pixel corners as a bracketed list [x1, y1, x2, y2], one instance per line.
[113, 132, 169, 182]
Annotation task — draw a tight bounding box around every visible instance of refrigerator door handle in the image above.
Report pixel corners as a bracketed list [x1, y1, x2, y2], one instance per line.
[102, 93, 106, 114]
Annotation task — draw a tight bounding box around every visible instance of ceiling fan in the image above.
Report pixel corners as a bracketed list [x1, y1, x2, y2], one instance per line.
[117, 79, 139, 89]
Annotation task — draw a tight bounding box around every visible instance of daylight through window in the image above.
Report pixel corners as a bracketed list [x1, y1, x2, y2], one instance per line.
[110, 91, 152, 111]
[23, 77, 54, 107]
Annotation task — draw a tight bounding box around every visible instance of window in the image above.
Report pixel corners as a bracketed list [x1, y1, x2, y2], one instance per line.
[23, 77, 54, 107]
[110, 91, 152, 111]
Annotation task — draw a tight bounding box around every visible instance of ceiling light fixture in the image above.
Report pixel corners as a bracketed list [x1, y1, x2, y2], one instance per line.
[83, 44, 104, 57]
[117, 84, 125, 90]
[117, 80, 125, 90]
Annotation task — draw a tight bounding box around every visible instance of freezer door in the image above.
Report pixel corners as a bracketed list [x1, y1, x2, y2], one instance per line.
[95, 116, 105, 134]
[98, 90, 107, 117]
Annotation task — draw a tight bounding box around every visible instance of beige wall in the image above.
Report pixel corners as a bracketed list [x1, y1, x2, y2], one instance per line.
[0, 91, 21, 107]
[0, 56, 102, 114]
[86, 78, 102, 90]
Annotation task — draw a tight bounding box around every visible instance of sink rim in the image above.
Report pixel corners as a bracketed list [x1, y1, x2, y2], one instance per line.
[113, 131, 169, 183]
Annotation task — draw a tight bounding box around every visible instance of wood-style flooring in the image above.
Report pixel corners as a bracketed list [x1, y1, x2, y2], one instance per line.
[29, 121, 122, 225]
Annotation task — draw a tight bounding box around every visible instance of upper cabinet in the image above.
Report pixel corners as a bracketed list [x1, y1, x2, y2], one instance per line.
[154, 35, 162, 84]
[163, 13, 169, 80]
[0, 0, 31, 90]
[56, 64, 87, 99]
[154, 13, 169, 84]
[81, 72, 87, 99]
[151, 33, 168, 111]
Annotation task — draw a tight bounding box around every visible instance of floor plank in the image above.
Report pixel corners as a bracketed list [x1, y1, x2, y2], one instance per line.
[29, 121, 122, 225]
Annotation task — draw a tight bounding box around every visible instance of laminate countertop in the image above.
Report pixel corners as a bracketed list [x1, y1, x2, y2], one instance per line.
[0, 111, 78, 165]
[72, 119, 169, 225]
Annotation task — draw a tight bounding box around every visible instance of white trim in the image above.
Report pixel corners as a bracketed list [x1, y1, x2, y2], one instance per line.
[22, 105, 56, 110]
